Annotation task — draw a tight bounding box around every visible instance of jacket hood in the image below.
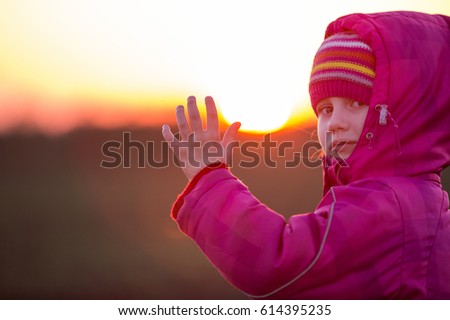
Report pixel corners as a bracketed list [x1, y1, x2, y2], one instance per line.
[319, 11, 450, 194]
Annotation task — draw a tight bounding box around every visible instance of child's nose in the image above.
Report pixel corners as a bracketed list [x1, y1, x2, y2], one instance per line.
[327, 109, 349, 132]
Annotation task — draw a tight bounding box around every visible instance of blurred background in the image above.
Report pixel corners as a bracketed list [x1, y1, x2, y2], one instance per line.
[1, 1, 449, 299]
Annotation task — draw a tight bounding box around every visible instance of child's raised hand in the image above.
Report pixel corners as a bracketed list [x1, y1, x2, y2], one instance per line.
[162, 96, 241, 180]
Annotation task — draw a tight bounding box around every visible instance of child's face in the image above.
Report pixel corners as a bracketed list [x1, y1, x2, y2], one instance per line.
[317, 97, 369, 160]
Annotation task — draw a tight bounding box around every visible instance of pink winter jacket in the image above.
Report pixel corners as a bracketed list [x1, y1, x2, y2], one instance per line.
[170, 11, 450, 299]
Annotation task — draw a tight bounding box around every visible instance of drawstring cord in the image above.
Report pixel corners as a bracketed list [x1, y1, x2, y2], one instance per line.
[245, 188, 337, 299]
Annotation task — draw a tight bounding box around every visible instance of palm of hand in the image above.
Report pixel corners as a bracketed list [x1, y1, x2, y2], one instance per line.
[162, 96, 241, 180]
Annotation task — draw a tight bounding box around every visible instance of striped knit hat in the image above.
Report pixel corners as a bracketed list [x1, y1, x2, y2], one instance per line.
[309, 32, 376, 111]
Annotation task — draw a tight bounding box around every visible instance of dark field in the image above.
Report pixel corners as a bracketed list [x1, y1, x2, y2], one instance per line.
[1, 127, 448, 299]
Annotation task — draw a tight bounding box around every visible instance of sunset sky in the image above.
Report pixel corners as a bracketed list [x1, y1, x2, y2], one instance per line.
[1, 0, 449, 134]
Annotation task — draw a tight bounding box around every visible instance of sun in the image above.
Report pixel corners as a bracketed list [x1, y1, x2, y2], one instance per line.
[210, 68, 301, 134]
[217, 93, 294, 133]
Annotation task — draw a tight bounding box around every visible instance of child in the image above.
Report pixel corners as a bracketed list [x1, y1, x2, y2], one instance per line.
[162, 11, 450, 299]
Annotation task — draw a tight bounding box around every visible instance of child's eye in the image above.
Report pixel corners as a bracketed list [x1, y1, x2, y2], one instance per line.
[318, 105, 333, 115]
[351, 100, 365, 108]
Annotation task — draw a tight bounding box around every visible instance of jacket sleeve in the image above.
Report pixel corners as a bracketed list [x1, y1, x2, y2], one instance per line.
[172, 165, 404, 299]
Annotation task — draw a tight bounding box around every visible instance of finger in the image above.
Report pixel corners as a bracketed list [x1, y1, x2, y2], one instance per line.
[162, 124, 181, 151]
[162, 124, 176, 145]
[162, 124, 186, 165]
[187, 96, 203, 132]
[175, 105, 191, 140]
[205, 96, 219, 134]
[222, 122, 241, 146]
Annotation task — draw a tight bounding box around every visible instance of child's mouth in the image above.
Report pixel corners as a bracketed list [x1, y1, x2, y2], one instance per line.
[331, 140, 355, 149]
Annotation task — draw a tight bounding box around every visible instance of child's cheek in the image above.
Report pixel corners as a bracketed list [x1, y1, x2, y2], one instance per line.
[317, 119, 327, 151]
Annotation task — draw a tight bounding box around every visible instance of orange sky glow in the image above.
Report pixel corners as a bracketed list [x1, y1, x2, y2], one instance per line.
[0, 1, 448, 135]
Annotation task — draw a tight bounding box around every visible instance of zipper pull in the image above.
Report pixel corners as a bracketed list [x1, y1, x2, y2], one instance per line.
[375, 104, 402, 155]
[377, 104, 388, 125]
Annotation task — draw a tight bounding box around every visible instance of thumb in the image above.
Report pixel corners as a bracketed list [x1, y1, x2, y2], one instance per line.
[222, 122, 241, 147]
[222, 122, 240, 166]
